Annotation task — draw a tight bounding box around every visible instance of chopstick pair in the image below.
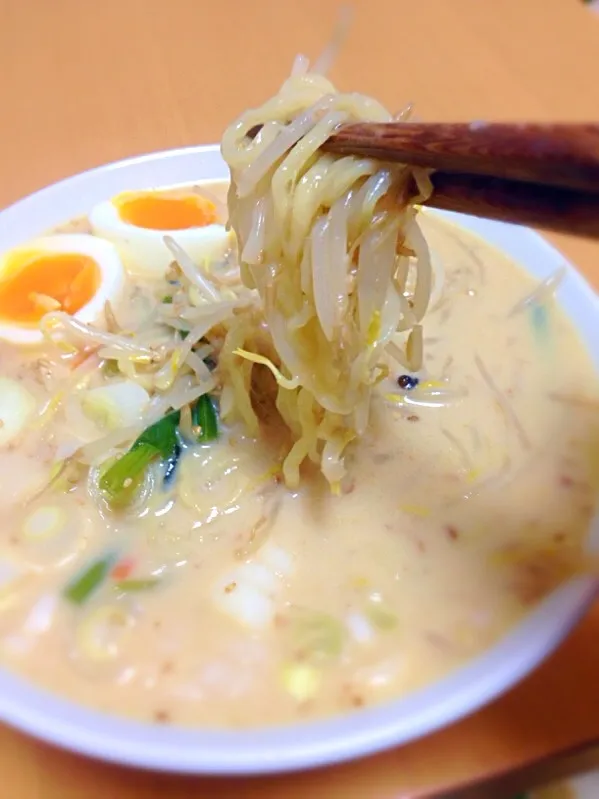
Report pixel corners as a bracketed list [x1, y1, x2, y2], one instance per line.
[323, 122, 599, 238]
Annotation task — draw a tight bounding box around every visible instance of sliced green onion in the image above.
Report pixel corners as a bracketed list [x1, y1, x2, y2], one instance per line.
[365, 602, 398, 631]
[102, 360, 121, 377]
[113, 578, 159, 592]
[179, 330, 190, 340]
[281, 663, 321, 702]
[163, 443, 182, 485]
[192, 394, 218, 442]
[290, 608, 345, 660]
[99, 411, 181, 506]
[530, 303, 550, 346]
[64, 553, 117, 605]
[99, 443, 157, 505]
[134, 410, 180, 458]
[162, 295, 173, 304]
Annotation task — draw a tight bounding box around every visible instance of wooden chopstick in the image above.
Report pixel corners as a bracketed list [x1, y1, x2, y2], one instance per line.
[418, 171, 599, 238]
[324, 121, 599, 238]
[324, 122, 599, 192]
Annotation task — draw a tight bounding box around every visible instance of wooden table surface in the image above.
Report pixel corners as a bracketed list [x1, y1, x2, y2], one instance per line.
[1, 0, 598, 796]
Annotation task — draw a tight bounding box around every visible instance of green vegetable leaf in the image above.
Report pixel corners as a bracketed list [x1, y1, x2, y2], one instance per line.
[113, 578, 159, 592]
[64, 553, 117, 605]
[99, 411, 181, 505]
[134, 410, 180, 458]
[192, 395, 218, 443]
[99, 443, 157, 505]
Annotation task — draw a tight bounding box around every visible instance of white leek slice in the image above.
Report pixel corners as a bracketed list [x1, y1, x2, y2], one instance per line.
[22, 506, 67, 541]
[212, 544, 293, 629]
[81, 380, 150, 430]
[0, 378, 36, 447]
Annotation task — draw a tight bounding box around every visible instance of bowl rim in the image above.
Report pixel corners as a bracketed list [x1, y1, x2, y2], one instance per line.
[0, 145, 597, 776]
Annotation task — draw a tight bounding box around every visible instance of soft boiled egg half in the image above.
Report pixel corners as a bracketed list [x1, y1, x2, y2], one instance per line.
[0, 234, 125, 345]
[89, 188, 234, 278]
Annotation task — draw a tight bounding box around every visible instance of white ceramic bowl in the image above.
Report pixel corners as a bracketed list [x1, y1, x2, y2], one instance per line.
[0, 146, 597, 775]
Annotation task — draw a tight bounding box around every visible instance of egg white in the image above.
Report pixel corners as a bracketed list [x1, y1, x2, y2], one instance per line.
[0, 234, 125, 346]
[89, 197, 234, 279]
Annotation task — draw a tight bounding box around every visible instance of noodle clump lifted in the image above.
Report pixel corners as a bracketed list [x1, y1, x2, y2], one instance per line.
[220, 56, 433, 489]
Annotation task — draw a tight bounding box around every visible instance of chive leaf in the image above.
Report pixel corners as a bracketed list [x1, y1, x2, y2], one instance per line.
[192, 395, 218, 443]
[64, 553, 117, 605]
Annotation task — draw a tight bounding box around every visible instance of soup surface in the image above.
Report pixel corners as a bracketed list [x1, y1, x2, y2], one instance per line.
[0, 181, 597, 728]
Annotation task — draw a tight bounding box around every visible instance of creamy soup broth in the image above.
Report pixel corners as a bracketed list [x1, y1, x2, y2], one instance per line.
[0, 182, 597, 728]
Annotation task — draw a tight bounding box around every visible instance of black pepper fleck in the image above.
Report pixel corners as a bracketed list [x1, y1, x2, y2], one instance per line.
[397, 374, 419, 390]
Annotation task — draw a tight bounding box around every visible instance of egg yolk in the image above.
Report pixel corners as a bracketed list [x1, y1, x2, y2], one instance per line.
[115, 192, 218, 231]
[0, 251, 100, 325]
